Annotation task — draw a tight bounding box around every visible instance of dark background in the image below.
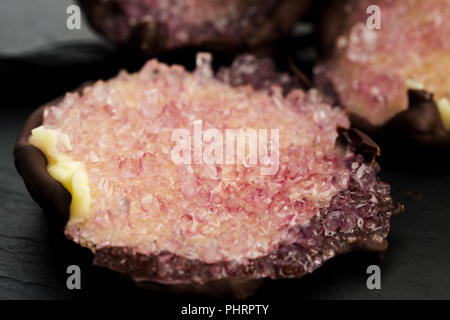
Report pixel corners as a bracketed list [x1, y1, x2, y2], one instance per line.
[1, 0, 449, 300]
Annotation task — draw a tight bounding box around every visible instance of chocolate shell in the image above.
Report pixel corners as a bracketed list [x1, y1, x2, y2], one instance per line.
[14, 56, 399, 299]
[350, 90, 450, 160]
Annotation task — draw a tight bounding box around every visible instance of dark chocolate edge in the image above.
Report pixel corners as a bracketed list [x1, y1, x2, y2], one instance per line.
[349, 90, 450, 148]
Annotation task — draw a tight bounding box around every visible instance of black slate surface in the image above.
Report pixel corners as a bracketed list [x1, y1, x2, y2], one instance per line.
[1, 28, 450, 300]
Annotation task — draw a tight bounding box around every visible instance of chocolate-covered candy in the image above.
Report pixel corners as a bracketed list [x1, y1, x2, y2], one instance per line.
[14, 55, 397, 298]
[314, 0, 450, 149]
[78, 0, 310, 56]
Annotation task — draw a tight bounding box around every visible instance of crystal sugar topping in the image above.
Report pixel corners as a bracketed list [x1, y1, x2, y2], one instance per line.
[40, 54, 350, 263]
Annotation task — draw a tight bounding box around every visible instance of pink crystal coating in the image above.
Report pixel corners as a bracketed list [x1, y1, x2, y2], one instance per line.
[44, 54, 350, 263]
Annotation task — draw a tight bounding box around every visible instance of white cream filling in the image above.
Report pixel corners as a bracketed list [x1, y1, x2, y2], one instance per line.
[29, 126, 91, 225]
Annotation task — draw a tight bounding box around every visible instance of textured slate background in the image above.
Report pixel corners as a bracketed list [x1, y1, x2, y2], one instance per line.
[1, 0, 449, 300]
